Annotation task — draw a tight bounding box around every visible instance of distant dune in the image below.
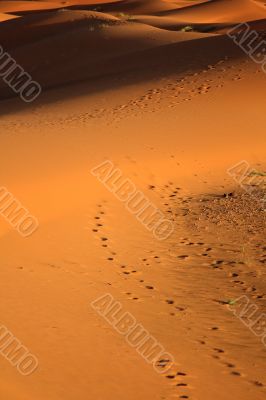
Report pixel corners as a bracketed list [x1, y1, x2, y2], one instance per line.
[1, 0, 265, 99]
[0, 12, 20, 21]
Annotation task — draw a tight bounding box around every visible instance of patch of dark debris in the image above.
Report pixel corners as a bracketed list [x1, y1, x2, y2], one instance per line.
[182, 188, 265, 265]
[199, 189, 265, 232]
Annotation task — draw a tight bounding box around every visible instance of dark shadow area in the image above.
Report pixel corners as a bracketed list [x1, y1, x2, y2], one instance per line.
[0, 34, 245, 118]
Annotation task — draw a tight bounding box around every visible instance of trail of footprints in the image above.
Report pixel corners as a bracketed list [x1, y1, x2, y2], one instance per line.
[78, 58, 248, 124]
[90, 194, 245, 395]
[198, 338, 264, 388]
[91, 203, 154, 289]
[90, 181, 266, 395]
[2, 58, 261, 131]
[161, 183, 266, 300]
[82, 58, 251, 124]
[90, 201, 193, 398]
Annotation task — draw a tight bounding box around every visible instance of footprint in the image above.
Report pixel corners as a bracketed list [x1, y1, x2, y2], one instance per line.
[166, 375, 176, 379]
[176, 306, 186, 311]
[231, 371, 241, 376]
[225, 362, 235, 368]
[213, 348, 224, 354]
[252, 381, 264, 387]
[166, 299, 174, 305]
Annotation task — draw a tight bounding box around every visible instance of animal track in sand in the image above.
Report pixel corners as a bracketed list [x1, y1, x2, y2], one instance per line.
[175, 306, 186, 312]
[3, 58, 256, 133]
[43, 262, 62, 270]
[197, 337, 244, 380]
[145, 285, 154, 290]
[166, 299, 174, 305]
[163, 369, 190, 398]
[91, 205, 161, 292]
[224, 362, 235, 368]
[81, 59, 245, 124]
[122, 270, 137, 275]
[125, 292, 139, 301]
[91, 204, 122, 263]
[200, 335, 257, 385]
[251, 380, 264, 387]
[91, 191, 263, 395]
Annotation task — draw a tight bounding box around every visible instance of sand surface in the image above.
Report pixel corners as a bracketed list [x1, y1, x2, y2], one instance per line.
[0, 1, 266, 400]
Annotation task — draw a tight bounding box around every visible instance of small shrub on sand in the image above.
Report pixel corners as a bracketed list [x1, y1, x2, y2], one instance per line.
[248, 170, 266, 177]
[181, 26, 194, 32]
[118, 12, 134, 21]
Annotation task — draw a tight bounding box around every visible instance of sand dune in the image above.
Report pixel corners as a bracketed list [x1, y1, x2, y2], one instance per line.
[0, 30, 239, 100]
[130, 14, 232, 32]
[0, 1, 255, 101]
[0, 0, 173, 15]
[0, 0, 225, 16]
[0, 10, 121, 49]
[159, 0, 266, 23]
[0, 1, 65, 13]
[0, 12, 20, 21]
[0, 9, 225, 99]
[0, 1, 265, 400]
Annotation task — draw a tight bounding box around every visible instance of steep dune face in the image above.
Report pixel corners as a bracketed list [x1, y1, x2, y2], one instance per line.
[0, 8, 225, 100]
[1, 0, 264, 100]
[0, 10, 121, 49]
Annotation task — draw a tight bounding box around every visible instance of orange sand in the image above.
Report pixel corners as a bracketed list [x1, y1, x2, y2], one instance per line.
[0, 1, 265, 400]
